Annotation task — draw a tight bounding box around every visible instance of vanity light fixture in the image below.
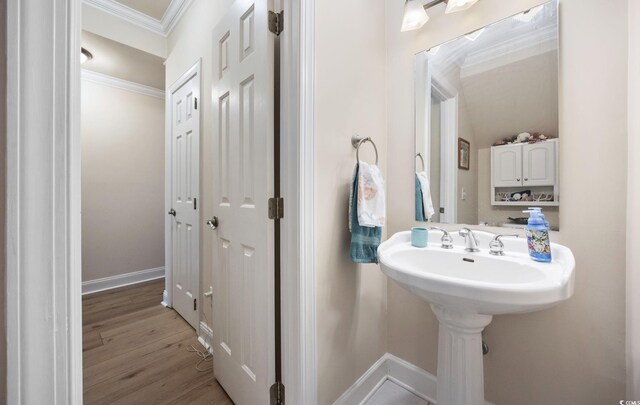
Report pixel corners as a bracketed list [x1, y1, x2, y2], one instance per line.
[402, 0, 482, 32]
[401, 0, 430, 32]
[81, 48, 93, 64]
[464, 27, 485, 41]
[445, 0, 480, 14]
[514, 4, 544, 23]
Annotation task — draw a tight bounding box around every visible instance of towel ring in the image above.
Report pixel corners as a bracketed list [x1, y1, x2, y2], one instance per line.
[416, 153, 425, 171]
[351, 134, 379, 165]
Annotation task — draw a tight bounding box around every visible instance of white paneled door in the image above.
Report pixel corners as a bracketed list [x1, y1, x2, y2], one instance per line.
[170, 69, 200, 329]
[211, 1, 275, 404]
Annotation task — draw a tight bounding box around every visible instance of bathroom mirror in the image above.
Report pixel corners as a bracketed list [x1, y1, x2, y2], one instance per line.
[414, 0, 560, 230]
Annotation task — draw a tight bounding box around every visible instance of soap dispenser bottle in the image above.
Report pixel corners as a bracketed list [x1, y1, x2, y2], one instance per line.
[523, 207, 552, 262]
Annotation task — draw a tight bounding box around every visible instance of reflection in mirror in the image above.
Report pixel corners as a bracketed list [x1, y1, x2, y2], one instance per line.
[414, 0, 560, 230]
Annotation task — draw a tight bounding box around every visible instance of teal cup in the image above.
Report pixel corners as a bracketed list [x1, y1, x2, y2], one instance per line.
[411, 227, 428, 248]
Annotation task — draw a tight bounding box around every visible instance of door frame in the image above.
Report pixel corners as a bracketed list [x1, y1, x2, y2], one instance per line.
[163, 59, 202, 326]
[423, 61, 458, 224]
[4, 1, 317, 404]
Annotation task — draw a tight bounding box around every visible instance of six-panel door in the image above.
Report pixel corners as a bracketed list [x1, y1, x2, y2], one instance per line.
[211, 1, 275, 404]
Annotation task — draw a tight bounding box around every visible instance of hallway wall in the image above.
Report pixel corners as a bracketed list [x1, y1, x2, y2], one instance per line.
[81, 81, 165, 283]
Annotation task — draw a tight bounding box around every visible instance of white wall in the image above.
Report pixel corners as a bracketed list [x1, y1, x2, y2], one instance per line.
[165, 0, 234, 332]
[385, 0, 627, 403]
[627, 0, 640, 398]
[314, 0, 388, 403]
[81, 81, 165, 282]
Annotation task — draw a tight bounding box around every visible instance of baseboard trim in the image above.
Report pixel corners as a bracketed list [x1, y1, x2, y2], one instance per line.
[198, 321, 213, 353]
[82, 267, 165, 295]
[333, 353, 495, 405]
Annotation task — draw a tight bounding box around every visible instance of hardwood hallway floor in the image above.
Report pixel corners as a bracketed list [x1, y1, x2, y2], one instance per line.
[82, 279, 233, 405]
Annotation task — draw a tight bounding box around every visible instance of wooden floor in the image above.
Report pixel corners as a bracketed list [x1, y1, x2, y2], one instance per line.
[83, 279, 233, 405]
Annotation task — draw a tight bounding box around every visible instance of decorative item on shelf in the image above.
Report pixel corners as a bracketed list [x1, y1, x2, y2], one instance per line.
[495, 191, 555, 203]
[492, 132, 556, 146]
[458, 137, 470, 170]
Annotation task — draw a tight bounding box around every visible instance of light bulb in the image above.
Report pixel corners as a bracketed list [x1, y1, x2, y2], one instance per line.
[514, 5, 544, 23]
[402, 0, 429, 32]
[445, 0, 480, 14]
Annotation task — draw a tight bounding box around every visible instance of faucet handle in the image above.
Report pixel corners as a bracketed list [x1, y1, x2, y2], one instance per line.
[489, 234, 519, 256]
[430, 227, 453, 249]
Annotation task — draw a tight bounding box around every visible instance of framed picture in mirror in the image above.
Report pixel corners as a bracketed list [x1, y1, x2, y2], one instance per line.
[458, 138, 470, 170]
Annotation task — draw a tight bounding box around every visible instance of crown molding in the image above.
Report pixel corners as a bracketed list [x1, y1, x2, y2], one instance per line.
[162, 0, 194, 36]
[460, 24, 558, 78]
[81, 69, 166, 99]
[82, 0, 194, 37]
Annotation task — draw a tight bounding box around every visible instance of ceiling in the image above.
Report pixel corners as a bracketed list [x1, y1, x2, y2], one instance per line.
[82, 31, 165, 89]
[115, 0, 173, 20]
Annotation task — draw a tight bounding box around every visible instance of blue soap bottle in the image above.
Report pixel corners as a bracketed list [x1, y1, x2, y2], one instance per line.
[523, 207, 552, 262]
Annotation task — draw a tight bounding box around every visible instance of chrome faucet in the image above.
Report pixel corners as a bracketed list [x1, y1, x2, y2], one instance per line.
[458, 228, 480, 252]
[489, 234, 519, 256]
[430, 227, 453, 249]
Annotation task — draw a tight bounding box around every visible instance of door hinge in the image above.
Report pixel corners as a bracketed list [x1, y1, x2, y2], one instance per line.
[194, 198, 197, 210]
[440, 207, 445, 214]
[270, 382, 285, 405]
[194, 97, 198, 110]
[268, 197, 284, 220]
[193, 298, 197, 311]
[268, 10, 284, 36]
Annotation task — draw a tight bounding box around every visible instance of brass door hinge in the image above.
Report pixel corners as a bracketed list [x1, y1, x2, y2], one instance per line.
[268, 10, 284, 36]
[268, 197, 284, 220]
[193, 299, 197, 311]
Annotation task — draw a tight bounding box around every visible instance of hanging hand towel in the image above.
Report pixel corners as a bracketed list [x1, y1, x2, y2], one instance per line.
[416, 171, 435, 220]
[356, 161, 386, 228]
[350, 164, 382, 263]
[415, 174, 426, 221]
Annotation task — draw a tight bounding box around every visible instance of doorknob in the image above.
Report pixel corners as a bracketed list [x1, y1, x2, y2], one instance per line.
[206, 217, 219, 230]
[168, 208, 176, 216]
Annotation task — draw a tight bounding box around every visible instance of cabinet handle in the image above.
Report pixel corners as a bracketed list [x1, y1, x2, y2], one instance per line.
[517, 178, 521, 182]
[524, 178, 528, 181]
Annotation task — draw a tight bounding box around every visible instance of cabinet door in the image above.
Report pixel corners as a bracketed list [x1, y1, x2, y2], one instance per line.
[492, 145, 522, 187]
[522, 142, 556, 186]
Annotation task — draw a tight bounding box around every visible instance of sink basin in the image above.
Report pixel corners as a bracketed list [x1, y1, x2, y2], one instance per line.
[378, 230, 575, 315]
[377, 229, 575, 405]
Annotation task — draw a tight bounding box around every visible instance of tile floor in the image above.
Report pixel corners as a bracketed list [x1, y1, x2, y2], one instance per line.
[365, 380, 433, 405]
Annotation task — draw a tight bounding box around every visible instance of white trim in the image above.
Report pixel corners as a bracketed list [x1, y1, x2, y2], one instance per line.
[81, 69, 165, 99]
[198, 321, 214, 353]
[278, 0, 317, 404]
[6, 0, 83, 402]
[333, 353, 496, 405]
[164, 59, 202, 313]
[83, 0, 165, 36]
[82, 0, 194, 37]
[460, 25, 559, 78]
[81, 267, 165, 295]
[162, 0, 195, 36]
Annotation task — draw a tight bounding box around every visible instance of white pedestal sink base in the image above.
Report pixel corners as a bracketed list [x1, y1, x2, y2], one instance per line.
[431, 305, 493, 405]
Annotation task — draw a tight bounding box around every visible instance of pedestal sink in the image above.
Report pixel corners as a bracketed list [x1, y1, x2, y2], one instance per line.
[377, 230, 575, 405]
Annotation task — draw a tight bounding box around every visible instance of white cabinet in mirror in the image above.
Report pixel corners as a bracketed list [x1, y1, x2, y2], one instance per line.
[491, 139, 559, 206]
[414, 0, 560, 230]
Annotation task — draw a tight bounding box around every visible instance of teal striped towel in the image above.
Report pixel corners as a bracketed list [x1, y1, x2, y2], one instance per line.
[350, 164, 382, 263]
[415, 174, 426, 221]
